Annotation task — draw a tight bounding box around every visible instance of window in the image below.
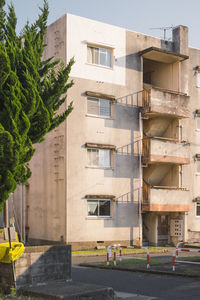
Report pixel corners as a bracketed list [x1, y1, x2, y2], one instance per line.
[87, 97, 111, 118]
[87, 199, 111, 217]
[196, 157, 200, 174]
[196, 115, 200, 130]
[197, 202, 200, 216]
[87, 45, 112, 68]
[87, 148, 111, 168]
[197, 71, 200, 88]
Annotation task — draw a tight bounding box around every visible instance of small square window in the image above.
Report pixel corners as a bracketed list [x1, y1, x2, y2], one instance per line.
[197, 202, 200, 216]
[196, 158, 200, 174]
[196, 115, 200, 130]
[87, 199, 111, 217]
[87, 97, 111, 118]
[87, 148, 111, 168]
[197, 72, 200, 88]
[87, 45, 112, 68]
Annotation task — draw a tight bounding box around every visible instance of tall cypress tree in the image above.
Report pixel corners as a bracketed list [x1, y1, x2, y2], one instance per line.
[0, 0, 74, 211]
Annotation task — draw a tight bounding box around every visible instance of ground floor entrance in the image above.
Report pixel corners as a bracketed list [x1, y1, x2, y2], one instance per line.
[142, 212, 185, 246]
[157, 215, 169, 246]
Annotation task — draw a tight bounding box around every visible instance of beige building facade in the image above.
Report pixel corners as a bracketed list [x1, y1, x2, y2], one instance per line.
[14, 15, 200, 249]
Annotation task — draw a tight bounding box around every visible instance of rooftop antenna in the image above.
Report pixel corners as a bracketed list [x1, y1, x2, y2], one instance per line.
[150, 26, 174, 41]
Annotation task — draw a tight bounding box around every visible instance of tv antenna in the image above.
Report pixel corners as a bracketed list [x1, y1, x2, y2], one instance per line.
[150, 26, 174, 41]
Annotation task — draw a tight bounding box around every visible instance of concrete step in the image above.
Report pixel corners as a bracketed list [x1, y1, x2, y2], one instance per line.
[19, 280, 115, 299]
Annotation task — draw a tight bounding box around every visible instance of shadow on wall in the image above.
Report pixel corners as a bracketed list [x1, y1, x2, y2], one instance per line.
[104, 105, 140, 240]
[114, 53, 142, 72]
[104, 202, 139, 229]
[105, 154, 139, 179]
[105, 104, 140, 131]
[115, 39, 174, 72]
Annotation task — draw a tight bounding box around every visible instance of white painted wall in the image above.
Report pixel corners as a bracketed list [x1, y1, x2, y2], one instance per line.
[66, 14, 126, 86]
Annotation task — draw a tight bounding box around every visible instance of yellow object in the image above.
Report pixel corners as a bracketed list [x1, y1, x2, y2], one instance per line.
[0, 242, 25, 263]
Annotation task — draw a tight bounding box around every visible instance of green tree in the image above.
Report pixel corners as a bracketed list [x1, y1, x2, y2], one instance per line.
[0, 0, 74, 211]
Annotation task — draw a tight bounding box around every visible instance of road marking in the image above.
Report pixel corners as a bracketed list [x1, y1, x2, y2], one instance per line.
[176, 260, 200, 265]
[115, 291, 157, 299]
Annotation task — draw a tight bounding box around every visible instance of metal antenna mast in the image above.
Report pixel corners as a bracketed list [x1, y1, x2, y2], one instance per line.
[150, 26, 174, 40]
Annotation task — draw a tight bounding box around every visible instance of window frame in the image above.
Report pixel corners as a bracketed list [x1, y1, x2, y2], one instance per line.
[196, 157, 200, 175]
[196, 202, 200, 217]
[196, 114, 200, 131]
[87, 96, 112, 119]
[87, 199, 112, 218]
[197, 71, 200, 88]
[87, 44, 113, 68]
[87, 147, 112, 169]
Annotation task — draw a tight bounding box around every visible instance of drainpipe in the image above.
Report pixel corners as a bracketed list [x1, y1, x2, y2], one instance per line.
[138, 111, 143, 245]
[22, 185, 26, 243]
[21, 185, 23, 242]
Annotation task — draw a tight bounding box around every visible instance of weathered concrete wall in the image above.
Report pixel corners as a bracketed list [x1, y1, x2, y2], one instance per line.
[143, 188, 189, 212]
[66, 76, 140, 244]
[186, 47, 200, 239]
[149, 139, 190, 164]
[67, 14, 126, 86]
[143, 59, 179, 91]
[13, 15, 68, 243]
[0, 245, 71, 293]
[161, 165, 179, 187]
[143, 164, 174, 186]
[143, 117, 179, 139]
[148, 88, 190, 118]
[143, 213, 157, 245]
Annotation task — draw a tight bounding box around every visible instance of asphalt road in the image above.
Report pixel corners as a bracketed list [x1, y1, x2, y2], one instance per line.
[72, 265, 200, 299]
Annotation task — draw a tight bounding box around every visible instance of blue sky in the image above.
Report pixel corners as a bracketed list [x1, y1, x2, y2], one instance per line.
[7, 0, 200, 49]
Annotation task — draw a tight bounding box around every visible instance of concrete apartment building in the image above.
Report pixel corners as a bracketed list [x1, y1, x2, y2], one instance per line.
[13, 14, 200, 249]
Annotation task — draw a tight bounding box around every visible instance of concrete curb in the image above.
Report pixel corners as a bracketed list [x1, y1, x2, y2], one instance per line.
[79, 263, 200, 279]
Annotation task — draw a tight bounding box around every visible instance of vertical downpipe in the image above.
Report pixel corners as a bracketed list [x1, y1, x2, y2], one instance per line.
[21, 185, 23, 242]
[23, 185, 26, 243]
[138, 112, 143, 245]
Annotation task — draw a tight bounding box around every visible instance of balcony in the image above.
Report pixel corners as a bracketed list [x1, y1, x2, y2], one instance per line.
[142, 137, 190, 165]
[142, 183, 189, 212]
[142, 86, 190, 118]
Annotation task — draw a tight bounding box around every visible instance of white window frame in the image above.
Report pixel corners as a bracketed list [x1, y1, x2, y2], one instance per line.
[87, 199, 112, 218]
[197, 71, 200, 88]
[87, 45, 113, 68]
[196, 202, 200, 217]
[196, 157, 200, 175]
[196, 114, 200, 131]
[87, 97, 111, 118]
[87, 148, 111, 169]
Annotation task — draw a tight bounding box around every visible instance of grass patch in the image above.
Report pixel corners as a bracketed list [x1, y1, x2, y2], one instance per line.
[0, 289, 37, 300]
[99, 257, 164, 268]
[183, 269, 200, 277]
[72, 247, 164, 256]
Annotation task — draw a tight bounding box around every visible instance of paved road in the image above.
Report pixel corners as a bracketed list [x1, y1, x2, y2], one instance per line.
[72, 265, 200, 299]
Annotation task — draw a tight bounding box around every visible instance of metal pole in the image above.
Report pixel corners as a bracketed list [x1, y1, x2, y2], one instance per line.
[3, 201, 9, 228]
[8, 227, 16, 288]
[138, 112, 143, 245]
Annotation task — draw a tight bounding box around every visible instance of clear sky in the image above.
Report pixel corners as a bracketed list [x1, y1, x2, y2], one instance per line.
[7, 0, 200, 49]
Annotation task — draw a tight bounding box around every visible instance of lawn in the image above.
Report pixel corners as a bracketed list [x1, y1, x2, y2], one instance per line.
[99, 257, 164, 269]
[72, 247, 164, 256]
